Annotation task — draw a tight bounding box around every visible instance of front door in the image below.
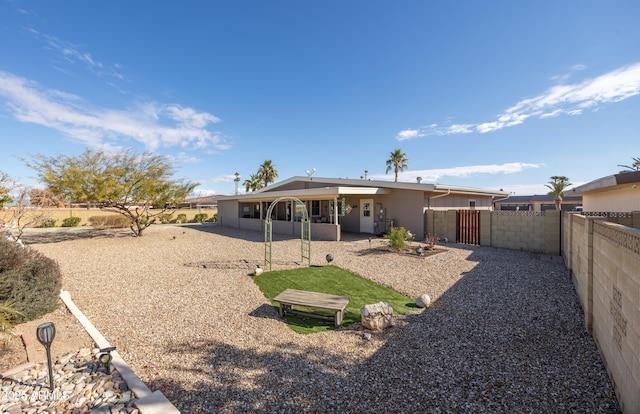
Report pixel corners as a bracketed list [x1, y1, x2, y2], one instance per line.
[360, 199, 374, 233]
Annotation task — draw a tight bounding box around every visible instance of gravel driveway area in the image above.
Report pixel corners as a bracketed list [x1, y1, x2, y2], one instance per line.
[27, 224, 620, 413]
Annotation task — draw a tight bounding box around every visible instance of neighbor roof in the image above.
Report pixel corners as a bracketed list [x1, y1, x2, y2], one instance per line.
[571, 171, 640, 195]
[494, 194, 582, 203]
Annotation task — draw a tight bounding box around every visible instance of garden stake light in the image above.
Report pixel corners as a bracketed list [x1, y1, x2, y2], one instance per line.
[97, 346, 116, 374]
[36, 322, 56, 391]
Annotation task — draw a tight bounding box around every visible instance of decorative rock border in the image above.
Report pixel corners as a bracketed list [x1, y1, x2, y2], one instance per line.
[0, 291, 180, 414]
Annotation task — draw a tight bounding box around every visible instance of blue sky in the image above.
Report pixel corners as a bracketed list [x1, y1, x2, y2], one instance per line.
[1, 1, 639, 197]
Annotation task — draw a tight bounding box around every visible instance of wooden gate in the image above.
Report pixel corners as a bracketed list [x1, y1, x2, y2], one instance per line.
[456, 210, 480, 245]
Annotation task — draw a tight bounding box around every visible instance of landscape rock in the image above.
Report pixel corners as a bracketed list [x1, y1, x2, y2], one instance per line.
[361, 301, 394, 331]
[416, 294, 431, 308]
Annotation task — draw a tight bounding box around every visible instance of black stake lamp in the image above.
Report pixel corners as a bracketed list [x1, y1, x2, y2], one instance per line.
[97, 346, 116, 374]
[36, 322, 56, 391]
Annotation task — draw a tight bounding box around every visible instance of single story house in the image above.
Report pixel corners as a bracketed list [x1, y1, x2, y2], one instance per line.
[493, 194, 582, 212]
[570, 171, 640, 212]
[217, 176, 508, 241]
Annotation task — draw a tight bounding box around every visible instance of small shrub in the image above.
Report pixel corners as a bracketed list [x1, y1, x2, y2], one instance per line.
[176, 214, 188, 224]
[88, 215, 131, 228]
[0, 301, 22, 341]
[62, 216, 82, 227]
[207, 213, 218, 223]
[161, 214, 174, 224]
[38, 219, 57, 228]
[193, 213, 208, 223]
[0, 238, 62, 323]
[384, 226, 413, 251]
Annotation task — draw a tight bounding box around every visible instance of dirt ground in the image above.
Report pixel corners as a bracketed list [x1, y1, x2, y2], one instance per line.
[0, 300, 94, 373]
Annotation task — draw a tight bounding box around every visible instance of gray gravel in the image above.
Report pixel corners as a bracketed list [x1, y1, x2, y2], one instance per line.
[26, 224, 620, 413]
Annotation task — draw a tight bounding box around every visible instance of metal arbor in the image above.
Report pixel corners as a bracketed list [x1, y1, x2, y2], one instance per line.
[264, 197, 311, 270]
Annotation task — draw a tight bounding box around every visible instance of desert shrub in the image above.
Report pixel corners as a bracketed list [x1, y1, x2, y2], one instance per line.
[207, 213, 218, 223]
[193, 213, 208, 223]
[161, 214, 174, 224]
[0, 238, 62, 323]
[384, 226, 413, 251]
[88, 215, 131, 229]
[38, 219, 57, 228]
[62, 216, 82, 227]
[0, 301, 22, 341]
[176, 213, 188, 224]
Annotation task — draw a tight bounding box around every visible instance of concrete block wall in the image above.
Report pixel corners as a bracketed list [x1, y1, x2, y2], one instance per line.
[426, 210, 560, 255]
[564, 213, 640, 414]
[425, 210, 457, 243]
[489, 211, 560, 255]
[591, 222, 640, 414]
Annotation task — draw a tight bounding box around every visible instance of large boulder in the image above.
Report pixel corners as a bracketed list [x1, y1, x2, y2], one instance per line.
[361, 301, 394, 331]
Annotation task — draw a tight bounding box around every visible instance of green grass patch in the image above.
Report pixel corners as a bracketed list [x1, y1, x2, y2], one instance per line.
[253, 265, 417, 334]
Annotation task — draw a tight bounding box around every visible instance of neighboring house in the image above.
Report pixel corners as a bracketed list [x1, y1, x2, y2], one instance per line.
[570, 171, 640, 212]
[217, 176, 508, 241]
[179, 194, 221, 209]
[493, 194, 582, 212]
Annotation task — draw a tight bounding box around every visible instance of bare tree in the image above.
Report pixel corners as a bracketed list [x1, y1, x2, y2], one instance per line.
[0, 172, 53, 242]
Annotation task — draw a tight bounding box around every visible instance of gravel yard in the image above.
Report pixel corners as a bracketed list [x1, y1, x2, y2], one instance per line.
[24, 224, 619, 413]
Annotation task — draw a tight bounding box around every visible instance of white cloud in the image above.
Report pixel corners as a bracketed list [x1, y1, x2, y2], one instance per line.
[396, 129, 421, 141]
[34, 31, 126, 82]
[0, 71, 227, 152]
[369, 162, 541, 182]
[397, 62, 640, 140]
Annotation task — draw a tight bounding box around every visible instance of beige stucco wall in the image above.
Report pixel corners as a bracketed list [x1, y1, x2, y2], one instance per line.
[582, 185, 640, 212]
[0, 207, 218, 227]
[564, 213, 640, 413]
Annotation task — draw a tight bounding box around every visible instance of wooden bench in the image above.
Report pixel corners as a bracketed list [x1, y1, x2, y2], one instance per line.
[273, 289, 350, 327]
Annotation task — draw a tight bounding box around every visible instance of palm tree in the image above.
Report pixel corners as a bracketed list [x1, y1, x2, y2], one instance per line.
[544, 176, 572, 211]
[234, 172, 240, 195]
[618, 157, 640, 173]
[243, 174, 263, 192]
[258, 160, 278, 187]
[385, 149, 409, 182]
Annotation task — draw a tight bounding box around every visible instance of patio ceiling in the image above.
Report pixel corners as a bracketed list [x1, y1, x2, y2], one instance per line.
[233, 186, 391, 202]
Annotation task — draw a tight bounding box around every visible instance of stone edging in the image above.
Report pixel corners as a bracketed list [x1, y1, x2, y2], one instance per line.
[59, 290, 180, 414]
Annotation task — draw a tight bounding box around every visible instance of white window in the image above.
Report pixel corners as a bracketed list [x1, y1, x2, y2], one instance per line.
[311, 200, 320, 216]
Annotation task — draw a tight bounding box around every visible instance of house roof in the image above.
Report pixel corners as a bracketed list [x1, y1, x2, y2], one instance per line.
[571, 171, 640, 195]
[493, 194, 582, 203]
[218, 176, 509, 202]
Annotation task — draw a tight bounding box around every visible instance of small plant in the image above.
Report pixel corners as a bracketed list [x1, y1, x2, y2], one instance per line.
[425, 234, 439, 250]
[89, 215, 131, 228]
[176, 213, 188, 224]
[0, 301, 22, 342]
[208, 213, 218, 223]
[193, 213, 208, 223]
[384, 226, 413, 251]
[38, 219, 57, 228]
[161, 214, 174, 224]
[62, 216, 82, 227]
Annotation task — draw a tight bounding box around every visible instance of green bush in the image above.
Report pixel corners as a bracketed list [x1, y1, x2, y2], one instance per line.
[38, 219, 57, 228]
[176, 213, 188, 224]
[88, 215, 131, 228]
[0, 301, 22, 341]
[62, 216, 82, 227]
[207, 213, 218, 223]
[161, 214, 174, 224]
[0, 238, 62, 323]
[193, 213, 208, 223]
[384, 226, 413, 251]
